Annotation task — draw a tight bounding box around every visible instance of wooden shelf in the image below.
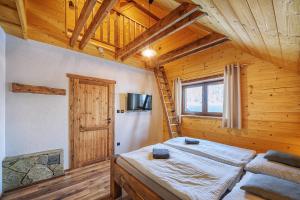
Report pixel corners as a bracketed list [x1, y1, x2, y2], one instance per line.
[11, 83, 66, 96]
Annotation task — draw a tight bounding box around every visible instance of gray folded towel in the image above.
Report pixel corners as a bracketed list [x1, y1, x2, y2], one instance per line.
[153, 148, 170, 159]
[185, 138, 200, 144]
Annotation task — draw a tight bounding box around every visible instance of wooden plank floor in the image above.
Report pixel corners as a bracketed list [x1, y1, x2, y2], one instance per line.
[2, 160, 110, 200]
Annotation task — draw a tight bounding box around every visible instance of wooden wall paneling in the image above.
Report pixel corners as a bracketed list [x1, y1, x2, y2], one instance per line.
[163, 42, 300, 155]
[11, 83, 66, 95]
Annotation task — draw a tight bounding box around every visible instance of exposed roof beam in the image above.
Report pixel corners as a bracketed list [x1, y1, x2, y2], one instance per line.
[116, 2, 200, 60]
[15, 0, 27, 39]
[79, 0, 118, 49]
[158, 33, 229, 65]
[69, 0, 97, 47]
[128, 0, 160, 21]
[120, 10, 205, 61]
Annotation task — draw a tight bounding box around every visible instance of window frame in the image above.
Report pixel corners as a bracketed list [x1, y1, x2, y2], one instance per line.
[182, 79, 224, 117]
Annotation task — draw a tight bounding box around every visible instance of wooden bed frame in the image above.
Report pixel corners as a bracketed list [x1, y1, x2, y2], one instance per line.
[110, 155, 163, 200]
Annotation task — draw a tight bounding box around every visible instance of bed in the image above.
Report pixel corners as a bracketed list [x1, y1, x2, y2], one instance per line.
[111, 144, 243, 200]
[164, 137, 256, 167]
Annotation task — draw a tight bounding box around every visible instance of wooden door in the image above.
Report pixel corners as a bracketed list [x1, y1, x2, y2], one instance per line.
[68, 74, 115, 168]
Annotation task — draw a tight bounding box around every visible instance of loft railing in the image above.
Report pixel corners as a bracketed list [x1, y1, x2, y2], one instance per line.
[65, 0, 148, 49]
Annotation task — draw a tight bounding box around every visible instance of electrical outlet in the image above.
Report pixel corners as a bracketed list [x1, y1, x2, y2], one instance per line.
[117, 142, 120, 146]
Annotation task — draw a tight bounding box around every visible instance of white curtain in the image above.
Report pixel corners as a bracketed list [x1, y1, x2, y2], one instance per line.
[222, 64, 242, 129]
[173, 77, 182, 123]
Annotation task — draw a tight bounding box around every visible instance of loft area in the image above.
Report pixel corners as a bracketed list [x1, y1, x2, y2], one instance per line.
[0, 0, 299, 199]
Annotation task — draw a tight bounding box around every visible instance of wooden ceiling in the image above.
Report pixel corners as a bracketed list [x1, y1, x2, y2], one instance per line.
[0, 0, 27, 38]
[0, 0, 299, 71]
[194, 0, 300, 71]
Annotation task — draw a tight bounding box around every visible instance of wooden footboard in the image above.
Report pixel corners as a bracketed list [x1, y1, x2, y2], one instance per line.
[110, 155, 162, 200]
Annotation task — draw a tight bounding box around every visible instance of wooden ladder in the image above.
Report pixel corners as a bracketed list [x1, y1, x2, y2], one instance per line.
[154, 66, 180, 138]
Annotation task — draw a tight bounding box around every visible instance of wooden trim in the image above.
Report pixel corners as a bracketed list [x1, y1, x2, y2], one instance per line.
[182, 74, 224, 84]
[69, 0, 98, 47]
[15, 0, 27, 39]
[11, 83, 66, 95]
[158, 33, 229, 65]
[66, 73, 116, 84]
[116, 3, 201, 59]
[120, 10, 205, 61]
[111, 156, 163, 200]
[68, 78, 75, 169]
[79, 0, 118, 49]
[182, 79, 224, 117]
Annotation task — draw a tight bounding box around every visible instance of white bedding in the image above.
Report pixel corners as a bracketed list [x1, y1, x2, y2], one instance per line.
[223, 172, 265, 200]
[245, 153, 300, 184]
[120, 144, 242, 200]
[164, 137, 256, 167]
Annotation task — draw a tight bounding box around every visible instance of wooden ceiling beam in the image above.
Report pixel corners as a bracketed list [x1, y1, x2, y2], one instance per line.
[79, 0, 118, 49]
[158, 33, 229, 65]
[128, 0, 160, 21]
[15, 0, 27, 39]
[116, 2, 200, 60]
[69, 0, 97, 47]
[120, 10, 205, 61]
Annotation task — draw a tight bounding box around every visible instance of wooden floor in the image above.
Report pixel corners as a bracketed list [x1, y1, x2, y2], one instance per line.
[2, 160, 110, 200]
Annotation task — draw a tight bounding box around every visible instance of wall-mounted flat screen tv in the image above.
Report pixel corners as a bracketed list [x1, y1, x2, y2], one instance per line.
[127, 93, 152, 111]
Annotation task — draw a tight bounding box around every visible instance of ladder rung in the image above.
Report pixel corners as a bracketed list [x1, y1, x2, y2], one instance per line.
[168, 116, 177, 119]
[165, 102, 173, 104]
[170, 123, 179, 126]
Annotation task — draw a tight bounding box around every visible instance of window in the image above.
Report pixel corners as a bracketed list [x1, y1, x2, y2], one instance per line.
[182, 79, 224, 116]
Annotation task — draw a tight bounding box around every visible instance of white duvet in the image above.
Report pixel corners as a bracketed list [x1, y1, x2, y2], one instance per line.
[121, 144, 242, 200]
[164, 137, 256, 167]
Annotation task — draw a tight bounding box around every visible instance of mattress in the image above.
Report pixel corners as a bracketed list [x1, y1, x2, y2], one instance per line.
[164, 137, 256, 167]
[223, 172, 265, 200]
[119, 144, 243, 200]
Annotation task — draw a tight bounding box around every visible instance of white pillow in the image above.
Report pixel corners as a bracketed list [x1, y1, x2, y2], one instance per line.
[245, 153, 300, 184]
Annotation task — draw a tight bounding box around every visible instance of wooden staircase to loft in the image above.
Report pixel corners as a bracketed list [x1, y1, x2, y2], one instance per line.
[154, 66, 181, 138]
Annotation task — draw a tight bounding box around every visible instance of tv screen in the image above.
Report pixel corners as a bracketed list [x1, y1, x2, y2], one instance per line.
[127, 93, 152, 111]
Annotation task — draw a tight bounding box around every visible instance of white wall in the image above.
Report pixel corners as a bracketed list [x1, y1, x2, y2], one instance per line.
[0, 27, 6, 195]
[5, 35, 163, 169]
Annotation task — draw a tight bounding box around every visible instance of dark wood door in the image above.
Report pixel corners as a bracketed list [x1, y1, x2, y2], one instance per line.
[68, 74, 115, 168]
